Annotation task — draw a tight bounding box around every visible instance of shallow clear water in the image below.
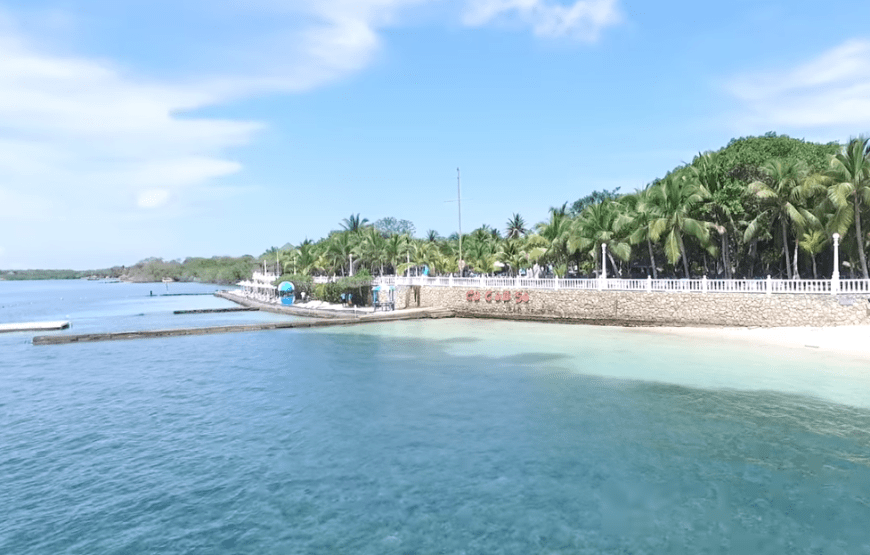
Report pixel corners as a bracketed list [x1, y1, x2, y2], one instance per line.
[2, 281, 869, 554]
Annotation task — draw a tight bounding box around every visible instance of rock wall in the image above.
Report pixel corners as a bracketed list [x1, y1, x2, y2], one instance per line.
[395, 285, 870, 327]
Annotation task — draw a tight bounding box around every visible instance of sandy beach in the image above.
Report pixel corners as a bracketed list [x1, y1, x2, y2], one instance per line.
[637, 325, 870, 360]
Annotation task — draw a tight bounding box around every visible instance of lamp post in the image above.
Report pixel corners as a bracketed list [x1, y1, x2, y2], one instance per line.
[601, 243, 608, 280]
[832, 232, 840, 295]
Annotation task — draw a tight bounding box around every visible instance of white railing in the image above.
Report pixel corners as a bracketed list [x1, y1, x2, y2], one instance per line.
[374, 275, 870, 295]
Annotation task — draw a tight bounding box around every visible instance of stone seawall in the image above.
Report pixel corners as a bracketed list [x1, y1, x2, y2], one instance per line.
[394, 285, 870, 327]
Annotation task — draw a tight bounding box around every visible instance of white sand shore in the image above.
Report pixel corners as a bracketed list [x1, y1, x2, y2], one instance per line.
[637, 325, 870, 360]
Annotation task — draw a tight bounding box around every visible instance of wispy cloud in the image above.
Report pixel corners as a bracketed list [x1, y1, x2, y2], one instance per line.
[462, 0, 622, 41]
[0, 31, 257, 215]
[0, 0, 621, 267]
[726, 39, 870, 135]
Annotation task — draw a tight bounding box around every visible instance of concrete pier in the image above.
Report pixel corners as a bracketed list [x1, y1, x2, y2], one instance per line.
[1, 321, 70, 333]
[173, 307, 259, 314]
[32, 308, 453, 345]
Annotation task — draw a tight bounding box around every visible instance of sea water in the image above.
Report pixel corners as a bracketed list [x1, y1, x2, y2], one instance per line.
[2, 281, 869, 554]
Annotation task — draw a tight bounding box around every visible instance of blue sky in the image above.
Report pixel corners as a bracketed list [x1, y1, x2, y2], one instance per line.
[3, 0, 870, 269]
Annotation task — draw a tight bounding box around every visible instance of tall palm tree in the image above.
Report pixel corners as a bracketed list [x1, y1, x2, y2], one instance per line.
[535, 203, 573, 269]
[505, 213, 528, 239]
[325, 231, 357, 276]
[625, 187, 660, 278]
[384, 234, 411, 275]
[648, 170, 715, 278]
[361, 226, 390, 274]
[341, 213, 369, 233]
[693, 151, 743, 278]
[824, 137, 870, 279]
[497, 239, 529, 276]
[569, 200, 631, 277]
[745, 159, 820, 279]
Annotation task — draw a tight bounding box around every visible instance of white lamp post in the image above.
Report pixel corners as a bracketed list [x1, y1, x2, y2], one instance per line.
[601, 243, 608, 280]
[832, 232, 840, 295]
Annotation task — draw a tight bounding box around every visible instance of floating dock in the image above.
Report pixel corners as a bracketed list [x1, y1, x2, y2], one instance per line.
[32, 309, 452, 345]
[1, 321, 70, 333]
[173, 307, 259, 314]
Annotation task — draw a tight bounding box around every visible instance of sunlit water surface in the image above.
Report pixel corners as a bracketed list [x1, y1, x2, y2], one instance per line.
[2, 280, 869, 554]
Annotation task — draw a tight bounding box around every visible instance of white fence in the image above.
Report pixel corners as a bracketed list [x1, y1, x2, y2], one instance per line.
[368, 275, 870, 296]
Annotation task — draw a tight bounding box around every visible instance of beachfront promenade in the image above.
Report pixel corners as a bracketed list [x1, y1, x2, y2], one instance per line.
[369, 275, 870, 295]
[354, 275, 870, 328]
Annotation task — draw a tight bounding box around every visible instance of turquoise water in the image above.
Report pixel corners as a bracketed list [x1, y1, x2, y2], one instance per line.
[2, 281, 870, 554]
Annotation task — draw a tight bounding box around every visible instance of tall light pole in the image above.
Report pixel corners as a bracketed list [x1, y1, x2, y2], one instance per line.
[832, 232, 840, 295]
[457, 168, 463, 276]
[601, 242, 608, 280]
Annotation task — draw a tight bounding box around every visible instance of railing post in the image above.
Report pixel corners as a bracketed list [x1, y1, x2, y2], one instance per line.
[646, 275, 652, 292]
[702, 276, 708, 294]
[554, 277, 560, 290]
[449, 274, 453, 287]
[766, 275, 772, 295]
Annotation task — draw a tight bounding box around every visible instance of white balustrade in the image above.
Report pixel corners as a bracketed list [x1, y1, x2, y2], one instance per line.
[360, 275, 870, 296]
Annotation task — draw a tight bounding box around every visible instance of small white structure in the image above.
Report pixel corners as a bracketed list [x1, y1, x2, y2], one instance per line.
[237, 271, 279, 302]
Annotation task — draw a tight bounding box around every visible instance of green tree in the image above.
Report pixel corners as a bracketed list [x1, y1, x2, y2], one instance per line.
[745, 159, 821, 279]
[647, 170, 715, 278]
[625, 187, 660, 278]
[535, 203, 573, 271]
[569, 200, 631, 277]
[374, 217, 416, 237]
[824, 137, 870, 279]
[341, 213, 370, 233]
[505, 213, 528, 239]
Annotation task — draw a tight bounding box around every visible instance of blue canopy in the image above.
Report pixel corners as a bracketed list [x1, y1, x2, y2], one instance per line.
[372, 285, 394, 291]
[278, 281, 295, 292]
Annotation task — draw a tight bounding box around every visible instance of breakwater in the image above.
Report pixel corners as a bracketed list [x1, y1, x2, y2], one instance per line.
[173, 307, 259, 314]
[32, 308, 453, 345]
[394, 285, 870, 327]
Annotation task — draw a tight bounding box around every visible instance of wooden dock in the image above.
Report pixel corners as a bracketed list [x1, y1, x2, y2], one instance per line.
[32, 309, 453, 345]
[0, 321, 70, 333]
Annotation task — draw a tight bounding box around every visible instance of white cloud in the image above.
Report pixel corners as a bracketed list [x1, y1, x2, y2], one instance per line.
[0, 0, 621, 268]
[463, 0, 622, 40]
[0, 32, 260, 214]
[136, 189, 170, 209]
[726, 39, 870, 135]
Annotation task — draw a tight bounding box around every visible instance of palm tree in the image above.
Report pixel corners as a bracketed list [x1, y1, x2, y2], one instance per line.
[799, 229, 827, 279]
[505, 213, 528, 239]
[384, 234, 411, 275]
[341, 213, 369, 233]
[535, 203, 573, 270]
[292, 239, 319, 276]
[497, 239, 529, 276]
[648, 170, 715, 278]
[356, 226, 387, 275]
[325, 231, 357, 276]
[824, 137, 870, 279]
[625, 187, 660, 278]
[693, 151, 743, 278]
[745, 159, 820, 279]
[569, 200, 631, 277]
[425, 229, 441, 242]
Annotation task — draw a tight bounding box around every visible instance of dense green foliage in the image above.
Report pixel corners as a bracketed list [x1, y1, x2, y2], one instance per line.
[270, 134, 870, 281]
[1, 269, 95, 280]
[12, 133, 867, 285]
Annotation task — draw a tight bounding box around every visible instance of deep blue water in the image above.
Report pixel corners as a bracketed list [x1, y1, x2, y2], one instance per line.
[2, 281, 870, 554]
